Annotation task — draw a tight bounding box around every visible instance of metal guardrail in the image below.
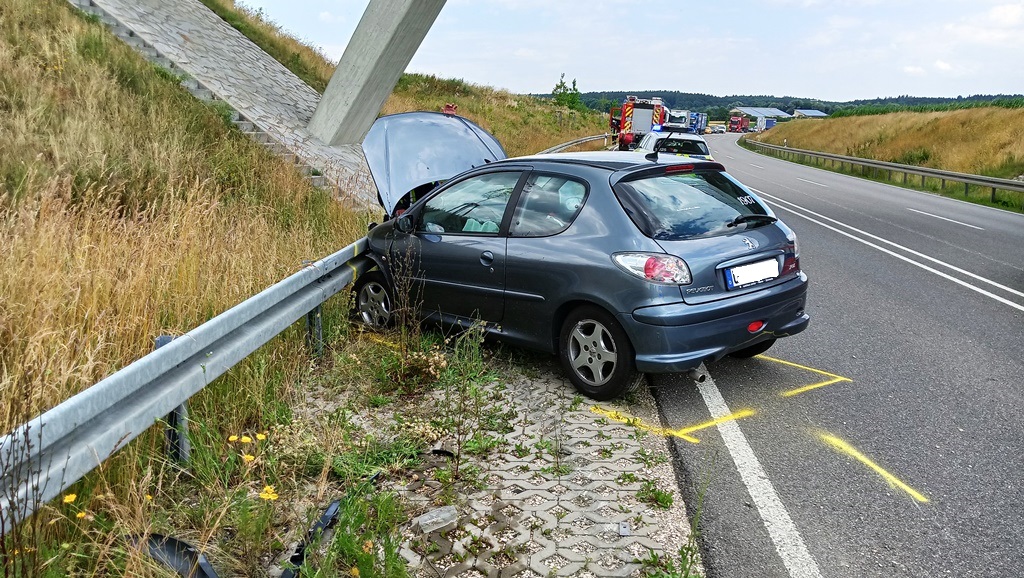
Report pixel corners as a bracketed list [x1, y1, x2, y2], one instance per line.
[537, 134, 610, 154]
[0, 238, 372, 533]
[744, 139, 1024, 206]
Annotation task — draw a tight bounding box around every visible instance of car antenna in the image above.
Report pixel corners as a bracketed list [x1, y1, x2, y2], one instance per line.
[645, 151, 658, 162]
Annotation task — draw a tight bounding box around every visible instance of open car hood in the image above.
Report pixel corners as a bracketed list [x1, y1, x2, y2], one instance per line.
[361, 111, 507, 217]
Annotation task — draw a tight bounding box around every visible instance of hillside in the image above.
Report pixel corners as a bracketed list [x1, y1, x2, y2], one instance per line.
[748, 108, 1024, 181]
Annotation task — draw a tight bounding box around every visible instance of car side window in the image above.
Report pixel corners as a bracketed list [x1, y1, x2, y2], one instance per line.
[509, 174, 587, 237]
[419, 172, 520, 234]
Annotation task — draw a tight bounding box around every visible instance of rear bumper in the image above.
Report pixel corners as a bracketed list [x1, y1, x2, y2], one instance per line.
[620, 274, 809, 373]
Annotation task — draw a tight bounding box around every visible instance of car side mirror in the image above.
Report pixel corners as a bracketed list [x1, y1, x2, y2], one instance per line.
[395, 214, 414, 233]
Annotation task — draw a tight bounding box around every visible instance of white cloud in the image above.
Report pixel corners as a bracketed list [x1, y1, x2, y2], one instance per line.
[989, 3, 1024, 24]
[903, 66, 926, 76]
[934, 60, 952, 71]
[317, 11, 345, 24]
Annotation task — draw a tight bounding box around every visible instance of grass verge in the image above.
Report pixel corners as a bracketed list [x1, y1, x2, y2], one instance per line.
[741, 137, 1024, 213]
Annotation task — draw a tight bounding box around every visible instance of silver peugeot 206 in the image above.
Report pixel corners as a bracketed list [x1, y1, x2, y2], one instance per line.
[354, 111, 809, 400]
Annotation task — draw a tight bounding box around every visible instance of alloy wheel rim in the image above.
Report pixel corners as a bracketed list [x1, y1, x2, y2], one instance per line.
[568, 319, 617, 387]
[358, 282, 391, 327]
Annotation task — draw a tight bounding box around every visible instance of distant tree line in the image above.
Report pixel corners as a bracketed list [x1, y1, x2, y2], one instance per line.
[559, 91, 1024, 120]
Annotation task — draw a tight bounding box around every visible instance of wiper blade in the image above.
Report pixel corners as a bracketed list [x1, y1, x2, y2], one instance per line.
[727, 214, 778, 228]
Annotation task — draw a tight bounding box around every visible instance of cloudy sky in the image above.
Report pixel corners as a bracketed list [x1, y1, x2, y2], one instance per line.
[237, 0, 1024, 102]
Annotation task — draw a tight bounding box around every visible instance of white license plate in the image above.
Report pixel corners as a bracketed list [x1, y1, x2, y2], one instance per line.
[726, 258, 780, 289]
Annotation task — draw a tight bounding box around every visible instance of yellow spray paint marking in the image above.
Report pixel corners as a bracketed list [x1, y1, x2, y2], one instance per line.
[674, 408, 756, 437]
[589, 406, 756, 444]
[589, 406, 696, 442]
[820, 434, 929, 503]
[756, 355, 853, 397]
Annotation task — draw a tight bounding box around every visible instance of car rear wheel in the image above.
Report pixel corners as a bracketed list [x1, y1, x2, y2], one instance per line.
[728, 338, 777, 358]
[352, 271, 393, 328]
[559, 306, 643, 400]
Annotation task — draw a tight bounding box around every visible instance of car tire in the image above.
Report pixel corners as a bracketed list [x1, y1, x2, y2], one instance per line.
[728, 338, 777, 358]
[559, 306, 643, 401]
[352, 271, 394, 328]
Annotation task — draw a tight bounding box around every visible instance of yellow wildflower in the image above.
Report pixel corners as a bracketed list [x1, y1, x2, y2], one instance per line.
[240, 436, 252, 444]
[145, 494, 153, 501]
[256, 433, 267, 441]
[258, 485, 279, 501]
[76, 512, 86, 519]
[228, 435, 239, 442]
[242, 454, 255, 463]
[63, 494, 77, 504]
[350, 568, 360, 577]
[362, 540, 373, 553]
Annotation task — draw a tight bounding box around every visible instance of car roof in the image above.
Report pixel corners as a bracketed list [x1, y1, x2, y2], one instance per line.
[497, 150, 724, 175]
[648, 131, 707, 141]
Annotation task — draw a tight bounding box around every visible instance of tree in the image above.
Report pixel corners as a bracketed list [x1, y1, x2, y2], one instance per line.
[552, 73, 585, 112]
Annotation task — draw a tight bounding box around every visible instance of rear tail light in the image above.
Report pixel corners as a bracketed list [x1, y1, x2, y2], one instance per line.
[613, 253, 692, 285]
[782, 232, 800, 275]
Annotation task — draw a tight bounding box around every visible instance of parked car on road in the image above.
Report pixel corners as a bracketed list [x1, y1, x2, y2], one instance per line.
[635, 131, 714, 160]
[356, 112, 809, 400]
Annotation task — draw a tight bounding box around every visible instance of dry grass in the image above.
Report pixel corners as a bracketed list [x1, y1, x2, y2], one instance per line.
[380, 75, 609, 157]
[2, 0, 373, 572]
[753, 108, 1024, 178]
[0, 0, 364, 432]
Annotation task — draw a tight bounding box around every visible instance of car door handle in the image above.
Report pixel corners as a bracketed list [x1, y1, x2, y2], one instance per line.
[480, 251, 494, 266]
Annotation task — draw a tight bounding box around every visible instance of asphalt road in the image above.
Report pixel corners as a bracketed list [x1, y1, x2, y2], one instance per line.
[652, 133, 1024, 578]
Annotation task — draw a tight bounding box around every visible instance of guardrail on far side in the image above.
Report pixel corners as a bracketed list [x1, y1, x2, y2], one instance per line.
[537, 134, 610, 154]
[744, 139, 1024, 209]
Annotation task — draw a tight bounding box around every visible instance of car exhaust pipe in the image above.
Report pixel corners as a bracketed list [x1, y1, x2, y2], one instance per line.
[687, 368, 706, 383]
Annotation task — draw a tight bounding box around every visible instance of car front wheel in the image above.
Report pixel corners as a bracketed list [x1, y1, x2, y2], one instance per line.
[559, 306, 643, 400]
[352, 271, 393, 328]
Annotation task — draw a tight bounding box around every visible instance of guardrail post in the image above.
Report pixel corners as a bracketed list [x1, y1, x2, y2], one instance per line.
[155, 335, 190, 465]
[306, 305, 324, 357]
[991, 187, 997, 202]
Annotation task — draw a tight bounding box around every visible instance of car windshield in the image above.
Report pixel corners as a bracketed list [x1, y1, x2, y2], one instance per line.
[615, 171, 771, 240]
[655, 139, 710, 156]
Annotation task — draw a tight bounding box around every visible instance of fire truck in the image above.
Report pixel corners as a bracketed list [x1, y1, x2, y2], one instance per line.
[610, 96, 666, 150]
[727, 116, 750, 133]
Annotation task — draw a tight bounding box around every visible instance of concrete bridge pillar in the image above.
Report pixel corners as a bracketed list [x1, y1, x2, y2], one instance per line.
[307, 0, 446, 146]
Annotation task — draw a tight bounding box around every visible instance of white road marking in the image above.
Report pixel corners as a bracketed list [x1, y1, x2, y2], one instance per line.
[756, 191, 1024, 311]
[750, 164, 765, 169]
[696, 374, 823, 578]
[906, 208, 984, 230]
[725, 155, 736, 159]
[796, 178, 828, 188]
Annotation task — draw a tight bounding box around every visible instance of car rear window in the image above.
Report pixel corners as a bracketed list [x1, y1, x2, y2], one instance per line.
[655, 139, 710, 156]
[615, 171, 771, 240]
